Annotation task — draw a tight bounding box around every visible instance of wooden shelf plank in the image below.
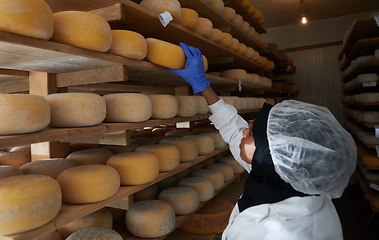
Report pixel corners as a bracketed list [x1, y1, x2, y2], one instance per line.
[341, 59, 379, 82]
[340, 37, 379, 70]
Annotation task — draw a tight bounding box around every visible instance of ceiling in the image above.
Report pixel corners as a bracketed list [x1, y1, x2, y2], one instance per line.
[251, 0, 379, 29]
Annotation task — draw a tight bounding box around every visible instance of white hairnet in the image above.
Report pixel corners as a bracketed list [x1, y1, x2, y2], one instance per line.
[267, 100, 357, 198]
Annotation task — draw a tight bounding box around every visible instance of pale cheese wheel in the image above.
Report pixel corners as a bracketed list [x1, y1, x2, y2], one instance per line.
[191, 169, 225, 190]
[223, 7, 236, 21]
[218, 156, 245, 174]
[51, 11, 112, 52]
[158, 187, 200, 215]
[107, 30, 147, 60]
[258, 16, 265, 25]
[57, 165, 120, 204]
[45, 93, 106, 128]
[252, 50, 261, 61]
[176, 95, 198, 117]
[240, 98, 247, 110]
[205, 163, 234, 181]
[220, 32, 233, 48]
[58, 208, 113, 239]
[66, 148, 114, 166]
[134, 184, 159, 202]
[140, 0, 182, 22]
[159, 138, 198, 162]
[200, 132, 227, 150]
[183, 135, 215, 155]
[245, 47, 255, 58]
[250, 73, 260, 85]
[103, 93, 152, 122]
[0, 94, 50, 135]
[148, 94, 178, 119]
[241, 21, 250, 33]
[229, 38, 240, 52]
[248, 27, 256, 38]
[177, 177, 215, 202]
[195, 18, 213, 38]
[211, 0, 225, 13]
[0, 151, 31, 168]
[145, 38, 185, 69]
[232, 14, 243, 27]
[0, 175, 62, 235]
[245, 97, 254, 109]
[210, 28, 224, 44]
[20, 158, 77, 179]
[177, 8, 199, 31]
[126, 200, 176, 238]
[222, 69, 247, 81]
[106, 152, 159, 185]
[0, 165, 23, 179]
[66, 227, 122, 240]
[252, 32, 260, 42]
[194, 96, 210, 114]
[135, 144, 180, 172]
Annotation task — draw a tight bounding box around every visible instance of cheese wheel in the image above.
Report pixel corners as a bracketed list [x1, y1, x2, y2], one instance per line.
[248, 27, 256, 38]
[191, 169, 225, 190]
[232, 14, 243, 27]
[218, 156, 245, 174]
[245, 97, 254, 109]
[258, 16, 265, 25]
[103, 93, 152, 123]
[0, 0, 54, 40]
[126, 200, 176, 238]
[139, 0, 182, 22]
[159, 138, 198, 162]
[148, 94, 179, 119]
[240, 0, 250, 8]
[250, 73, 260, 85]
[164, 130, 193, 137]
[34, 230, 61, 240]
[107, 30, 147, 60]
[252, 32, 260, 42]
[58, 208, 113, 239]
[57, 165, 120, 204]
[178, 196, 234, 234]
[253, 10, 262, 20]
[220, 32, 233, 48]
[177, 8, 199, 31]
[194, 96, 210, 114]
[245, 47, 255, 59]
[205, 163, 234, 181]
[223, 7, 236, 21]
[183, 135, 214, 155]
[252, 50, 261, 61]
[195, 18, 213, 38]
[200, 132, 227, 150]
[66, 227, 122, 240]
[202, 54, 209, 71]
[103, 144, 140, 154]
[66, 148, 114, 166]
[145, 38, 186, 69]
[0, 165, 23, 179]
[106, 152, 159, 185]
[177, 177, 215, 202]
[175, 95, 198, 117]
[134, 184, 159, 202]
[229, 38, 240, 52]
[247, 5, 257, 15]
[135, 144, 180, 172]
[158, 187, 200, 215]
[20, 158, 77, 179]
[238, 43, 247, 55]
[0, 151, 31, 168]
[241, 21, 250, 33]
[211, 0, 225, 13]
[0, 175, 62, 235]
[210, 28, 224, 44]
[222, 69, 247, 81]
[51, 11, 112, 52]
[0, 94, 50, 135]
[45, 93, 106, 128]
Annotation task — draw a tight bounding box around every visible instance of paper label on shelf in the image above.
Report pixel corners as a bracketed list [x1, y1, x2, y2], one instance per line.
[363, 82, 377, 87]
[374, 15, 379, 27]
[376, 126, 379, 138]
[238, 79, 242, 92]
[370, 183, 379, 192]
[158, 11, 173, 27]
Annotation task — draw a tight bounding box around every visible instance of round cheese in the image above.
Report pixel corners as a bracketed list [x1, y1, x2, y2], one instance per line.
[0, 151, 31, 168]
[253, 10, 262, 20]
[232, 14, 243, 27]
[220, 32, 233, 48]
[145, 38, 186, 69]
[175, 95, 198, 117]
[158, 187, 200, 215]
[223, 7, 236, 21]
[252, 50, 261, 61]
[139, 0, 182, 22]
[0, 94, 50, 135]
[211, 0, 225, 14]
[66, 148, 114, 166]
[241, 21, 250, 33]
[103, 93, 152, 123]
[194, 96, 210, 114]
[0, 165, 23, 179]
[159, 137, 198, 162]
[177, 8, 199, 31]
[195, 18, 213, 38]
[200, 132, 227, 150]
[247, 5, 256, 15]
[177, 177, 214, 202]
[229, 38, 240, 52]
[20, 158, 77, 179]
[183, 135, 214, 155]
[148, 94, 179, 119]
[103, 144, 140, 154]
[135, 144, 180, 172]
[66, 227, 122, 240]
[0, 0, 54, 40]
[237, 43, 247, 55]
[191, 169, 225, 190]
[134, 184, 159, 202]
[218, 156, 244, 174]
[0, 175, 62, 235]
[222, 69, 247, 81]
[210, 28, 224, 44]
[250, 73, 260, 85]
[34, 230, 61, 240]
[240, 0, 250, 8]
[126, 200, 176, 238]
[205, 163, 234, 181]
[245, 47, 255, 58]
[107, 30, 147, 60]
[106, 152, 159, 185]
[248, 27, 256, 38]
[51, 11, 112, 52]
[45, 93, 106, 128]
[56, 165, 120, 204]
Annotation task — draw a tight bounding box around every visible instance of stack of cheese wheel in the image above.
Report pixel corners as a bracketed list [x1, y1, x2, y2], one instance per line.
[57, 165, 120, 204]
[205, 163, 234, 181]
[0, 175, 62, 235]
[107, 30, 147, 60]
[195, 18, 213, 38]
[232, 14, 243, 27]
[183, 135, 214, 155]
[229, 38, 240, 52]
[45, 93, 106, 128]
[145, 38, 186, 69]
[0, 0, 54, 40]
[103, 93, 152, 122]
[66, 227, 122, 240]
[177, 177, 214, 202]
[159, 137, 198, 162]
[0, 94, 50, 135]
[194, 96, 209, 114]
[158, 186, 200, 215]
[51, 11, 112, 52]
[0, 151, 31, 168]
[177, 8, 199, 31]
[0, 165, 23, 179]
[148, 94, 178, 119]
[20, 158, 77, 179]
[223, 7, 236, 21]
[139, 0, 182, 22]
[200, 132, 226, 149]
[209, 28, 224, 44]
[220, 32, 233, 48]
[66, 148, 114, 165]
[211, 0, 225, 13]
[134, 184, 159, 202]
[191, 168, 224, 190]
[175, 96, 199, 117]
[106, 152, 159, 185]
[135, 144, 180, 172]
[126, 199, 176, 238]
[217, 156, 244, 174]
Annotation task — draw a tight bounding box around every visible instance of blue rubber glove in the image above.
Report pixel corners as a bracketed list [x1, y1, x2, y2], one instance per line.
[169, 42, 210, 93]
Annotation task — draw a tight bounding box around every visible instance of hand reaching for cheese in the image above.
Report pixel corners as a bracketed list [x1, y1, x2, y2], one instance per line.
[169, 43, 210, 93]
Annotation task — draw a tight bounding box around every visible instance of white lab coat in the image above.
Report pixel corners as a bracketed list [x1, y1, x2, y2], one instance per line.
[208, 100, 344, 240]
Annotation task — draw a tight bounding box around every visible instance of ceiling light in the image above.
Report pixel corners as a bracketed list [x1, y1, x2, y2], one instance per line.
[300, 0, 308, 24]
[301, 15, 307, 24]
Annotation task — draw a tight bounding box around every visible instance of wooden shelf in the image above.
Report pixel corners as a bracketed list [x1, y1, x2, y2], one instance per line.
[340, 37, 379, 70]
[343, 81, 379, 93]
[341, 59, 379, 82]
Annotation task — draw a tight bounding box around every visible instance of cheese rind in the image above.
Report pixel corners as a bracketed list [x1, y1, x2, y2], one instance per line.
[139, 0, 182, 22]
[177, 8, 199, 31]
[66, 148, 114, 166]
[183, 135, 215, 155]
[205, 163, 234, 181]
[195, 18, 213, 38]
[145, 38, 186, 69]
[177, 177, 215, 202]
[66, 227, 122, 240]
[159, 138, 198, 162]
[20, 158, 77, 179]
[0, 165, 23, 179]
[107, 30, 147, 60]
[148, 94, 179, 119]
[158, 187, 200, 215]
[191, 168, 225, 190]
[135, 144, 180, 172]
[175, 96, 198, 117]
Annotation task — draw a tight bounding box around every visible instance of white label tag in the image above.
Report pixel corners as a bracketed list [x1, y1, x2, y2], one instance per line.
[374, 15, 379, 27]
[158, 11, 173, 27]
[370, 183, 379, 192]
[238, 80, 242, 92]
[376, 126, 379, 138]
[363, 82, 377, 87]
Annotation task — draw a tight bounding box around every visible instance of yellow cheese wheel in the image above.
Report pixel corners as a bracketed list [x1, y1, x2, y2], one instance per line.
[240, 0, 250, 8]
[176, 95, 199, 117]
[45, 93, 106, 128]
[0, 175, 62, 235]
[148, 94, 179, 119]
[145, 38, 186, 69]
[0, 165, 23, 179]
[247, 5, 257, 15]
[195, 18, 213, 38]
[159, 138, 198, 162]
[220, 32, 233, 48]
[248, 27, 256, 38]
[51, 11, 112, 52]
[200, 132, 227, 150]
[134, 184, 159, 203]
[211, 0, 225, 13]
[232, 14, 243, 27]
[205, 163, 234, 181]
[103, 144, 140, 154]
[222, 69, 247, 81]
[177, 177, 215, 202]
[238, 43, 247, 55]
[107, 30, 147, 60]
[0, 151, 31, 168]
[135, 144, 180, 172]
[253, 10, 263, 21]
[229, 38, 240, 52]
[218, 156, 245, 174]
[252, 50, 261, 61]
[361, 154, 379, 167]
[66, 227, 122, 240]
[66, 148, 114, 166]
[183, 135, 215, 155]
[20, 158, 77, 179]
[202, 55, 209, 71]
[259, 16, 265, 25]
[103, 93, 152, 123]
[177, 8, 199, 31]
[209, 28, 224, 44]
[0, 94, 50, 135]
[57, 165, 120, 204]
[194, 96, 210, 114]
[0, 0, 54, 40]
[126, 200, 176, 238]
[158, 187, 200, 215]
[106, 152, 159, 185]
[223, 7, 236, 21]
[191, 169, 225, 190]
[245, 47, 255, 58]
[140, 0, 182, 22]
[58, 208, 113, 239]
